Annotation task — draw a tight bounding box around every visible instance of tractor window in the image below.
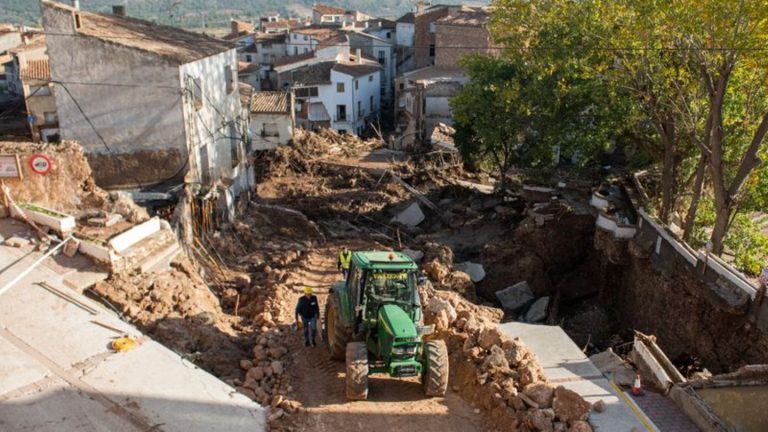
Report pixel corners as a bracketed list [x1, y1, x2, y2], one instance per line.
[366, 271, 415, 304]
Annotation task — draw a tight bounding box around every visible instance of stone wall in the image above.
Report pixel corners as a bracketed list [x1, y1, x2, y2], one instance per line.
[434, 22, 491, 68]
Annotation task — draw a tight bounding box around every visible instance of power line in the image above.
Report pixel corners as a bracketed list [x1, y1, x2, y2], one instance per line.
[39, 31, 768, 52]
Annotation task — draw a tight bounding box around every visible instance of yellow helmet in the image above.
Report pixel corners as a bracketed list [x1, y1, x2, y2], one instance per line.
[303, 286, 313, 294]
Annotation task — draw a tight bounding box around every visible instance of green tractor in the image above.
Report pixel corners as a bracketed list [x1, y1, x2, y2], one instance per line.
[323, 251, 449, 400]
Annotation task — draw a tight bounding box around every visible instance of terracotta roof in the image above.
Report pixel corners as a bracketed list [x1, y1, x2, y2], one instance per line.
[292, 25, 343, 42]
[239, 62, 261, 74]
[239, 82, 253, 108]
[313, 4, 347, 15]
[273, 51, 315, 67]
[436, 9, 489, 26]
[20, 59, 51, 81]
[255, 32, 288, 43]
[317, 33, 348, 48]
[41, 0, 235, 64]
[263, 19, 298, 30]
[396, 12, 415, 24]
[332, 61, 381, 77]
[251, 91, 291, 114]
[284, 61, 335, 86]
[9, 34, 47, 53]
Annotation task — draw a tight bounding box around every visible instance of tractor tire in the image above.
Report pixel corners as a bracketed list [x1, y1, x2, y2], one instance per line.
[325, 295, 351, 360]
[346, 342, 369, 400]
[422, 340, 449, 397]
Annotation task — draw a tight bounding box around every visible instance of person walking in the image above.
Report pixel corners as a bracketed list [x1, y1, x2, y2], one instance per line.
[295, 286, 320, 347]
[338, 246, 352, 279]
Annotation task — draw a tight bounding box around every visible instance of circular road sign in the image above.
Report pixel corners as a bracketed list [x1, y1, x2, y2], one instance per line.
[29, 154, 53, 175]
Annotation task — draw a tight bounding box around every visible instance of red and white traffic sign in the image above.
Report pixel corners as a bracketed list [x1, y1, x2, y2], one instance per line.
[29, 154, 52, 175]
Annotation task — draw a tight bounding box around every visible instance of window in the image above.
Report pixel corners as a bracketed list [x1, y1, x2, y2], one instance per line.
[386, 31, 391, 39]
[370, 95, 373, 111]
[43, 111, 57, 124]
[246, 54, 252, 62]
[336, 82, 345, 92]
[303, 35, 308, 41]
[293, 46, 298, 55]
[357, 100, 361, 116]
[429, 44, 435, 57]
[354, 80, 358, 90]
[29, 85, 50, 96]
[429, 22, 436, 33]
[225, 65, 235, 94]
[192, 77, 203, 110]
[338, 129, 347, 134]
[336, 104, 346, 121]
[377, 50, 385, 64]
[293, 34, 298, 40]
[295, 87, 318, 97]
[304, 47, 309, 53]
[230, 122, 240, 168]
[263, 123, 279, 137]
[368, 75, 373, 82]
[295, 101, 302, 112]
[74, 13, 82, 29]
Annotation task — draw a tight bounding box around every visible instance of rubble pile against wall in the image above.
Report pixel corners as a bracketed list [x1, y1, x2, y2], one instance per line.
[0, 141, 148, 223]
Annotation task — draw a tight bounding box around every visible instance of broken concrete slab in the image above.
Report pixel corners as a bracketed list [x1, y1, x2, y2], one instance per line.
[87, 213, 123, 228]
[391, 202, 425, 227]
[402, 248, 424, 262]
[525, 296, 549, 323]
[495, 281, 535, 314]
[454, 261, 486, 283]
[589, 350, 636, 387]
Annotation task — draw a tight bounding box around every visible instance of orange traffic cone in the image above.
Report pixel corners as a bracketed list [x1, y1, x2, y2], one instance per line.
[632, 374, 644, 396]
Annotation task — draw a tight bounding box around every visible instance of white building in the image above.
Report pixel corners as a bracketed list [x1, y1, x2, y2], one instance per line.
[278, 57, 381, 136]
[347, 31, 395, 106]
[42, 0, 252, 221]
[250, 91, 294, 150]
[312, 4, 370, 27]
[394, 12, 415, 74]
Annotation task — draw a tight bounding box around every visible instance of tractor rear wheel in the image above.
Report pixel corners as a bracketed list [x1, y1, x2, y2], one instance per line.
[346, 342, 369, 400]
[325, 294, 351, 360]
[422, 340, 449, 397]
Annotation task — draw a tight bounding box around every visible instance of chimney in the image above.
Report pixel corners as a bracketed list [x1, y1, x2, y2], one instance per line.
[356, 48, 362, 64]
[416, 1, 425, 14]
[231, 20, 239, 35]
[112, 5, 126, 16]
[72, 0, 80, 10]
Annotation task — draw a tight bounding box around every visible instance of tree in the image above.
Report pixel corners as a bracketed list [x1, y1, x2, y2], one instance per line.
[452, 0, 631, 184]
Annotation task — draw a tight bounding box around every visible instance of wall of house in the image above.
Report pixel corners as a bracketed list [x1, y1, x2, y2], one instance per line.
[395, 23, 414, 47]
[286, 32, 317, 55]
[0, 31, 22, 54]
[347, 33, 393, 105]
[179, 49, 247, 189]
[257, 41, 287, 64]
[414, 7, 456, 69]
[326, 69, 380, 135]
[42, 5, 187, 189]
[249, 112, 294, 150]
[435, 22, 490, 68]
[24, 77, 58, 139]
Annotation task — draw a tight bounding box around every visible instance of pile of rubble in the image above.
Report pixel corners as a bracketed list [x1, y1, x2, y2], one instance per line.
[420, 282, 598, 432]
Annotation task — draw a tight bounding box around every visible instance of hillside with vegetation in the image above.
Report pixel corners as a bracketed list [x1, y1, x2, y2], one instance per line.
[0, 0, 474, 28]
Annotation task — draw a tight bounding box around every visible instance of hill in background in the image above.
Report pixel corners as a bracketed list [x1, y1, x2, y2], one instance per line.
[1, 0, 479, 29]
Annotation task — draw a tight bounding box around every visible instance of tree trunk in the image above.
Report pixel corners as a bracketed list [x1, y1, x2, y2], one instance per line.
[683, 154, 707, 242]
[710, 203, 732, 255]
[658, 127, 677, 224]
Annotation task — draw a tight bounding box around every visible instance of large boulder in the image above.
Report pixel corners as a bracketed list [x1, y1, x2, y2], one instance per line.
[426, 297, 457, 325]
[454, 261, 486, 282]
[495, 281, 535, 314]
[553, 386, 591, 424]
[442, 271, 474, 294]
[523, 383, 555, 408]
[525, 296, 550, 323]
[391, 202, 425, 227]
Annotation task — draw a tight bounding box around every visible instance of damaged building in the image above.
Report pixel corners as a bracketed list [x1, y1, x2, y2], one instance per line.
[41, 0, 253, 221]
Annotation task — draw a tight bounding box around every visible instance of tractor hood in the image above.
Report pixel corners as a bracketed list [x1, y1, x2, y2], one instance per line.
[378, 304, 417, 339]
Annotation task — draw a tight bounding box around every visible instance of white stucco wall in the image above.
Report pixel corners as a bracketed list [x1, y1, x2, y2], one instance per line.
[348, 32, 393, 105]
[42, 5, 187, 187]
[396, 23, 414, 47]
[326, 68, 380, 135]
[249, 112, 294, 150]
[179, 49, 248, 187]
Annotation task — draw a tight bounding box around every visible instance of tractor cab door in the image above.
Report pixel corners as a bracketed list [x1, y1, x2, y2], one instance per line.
[346, 262, 364, 333]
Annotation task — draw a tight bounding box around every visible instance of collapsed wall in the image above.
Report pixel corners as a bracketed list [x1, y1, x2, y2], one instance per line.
[594, 228, 768, 373]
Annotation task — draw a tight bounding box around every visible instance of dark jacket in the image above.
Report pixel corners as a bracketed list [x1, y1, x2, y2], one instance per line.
[295, 295, 320, 319]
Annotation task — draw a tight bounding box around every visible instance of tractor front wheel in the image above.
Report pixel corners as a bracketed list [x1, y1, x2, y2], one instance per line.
[345, 342, 369, 400]
[422, 340, 449, 397]
[325, 295, 351, 360]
